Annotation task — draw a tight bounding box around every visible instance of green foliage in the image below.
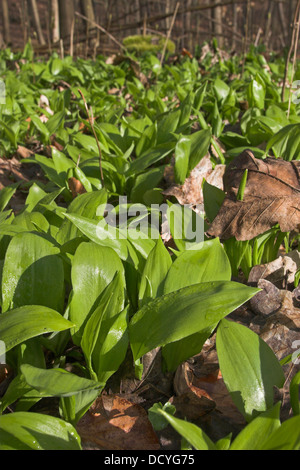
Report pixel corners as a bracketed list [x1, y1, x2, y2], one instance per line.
[0, 42, 300, 450]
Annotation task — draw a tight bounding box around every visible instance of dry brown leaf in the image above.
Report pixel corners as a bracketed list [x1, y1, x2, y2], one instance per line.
[248, 250, 300, 289]
[76, 394, 160, 450]
[16, 145, 34, 159]
[68, 177, 86, 198]
[171, 362, 215, 420]
[163, 155, 225, 206]
[208, 150, 300, 241]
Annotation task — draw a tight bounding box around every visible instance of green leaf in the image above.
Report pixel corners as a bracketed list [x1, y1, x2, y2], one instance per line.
[0, 183, 19, 212]
[166, 202, 207, 251]
[174, 135, 191, 185]
[70, 242, 125, 342]
[203, 180, 225, 223]
[91, 306, 129, 384]
[229, 402, 281, 450]
[56, 189, 107, 245]
[290, 370, 300, 416]
[0, 412, 81, 450]
[188, 129, 211, 171]
[0, 305, 75, 352]
[20, 364, 103, 397]
[156, 408, 216, 450]
[81, 272, 126, 380]
[216, 319, 285, 421]
[148, 402, 176, 431]
[162, 238, 231, 371]
[164, 238, 231, 294]
[30, 115, 51, 142]
[63, 212, 139, 266]
[1, 232, 65, 312]
[130, 281, 259, 361]
[260, 415, 300, 450]
[247, 78, 265, 109]
[139, 236, 172, 307]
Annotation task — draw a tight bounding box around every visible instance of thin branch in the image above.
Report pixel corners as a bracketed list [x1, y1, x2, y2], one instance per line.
[75, 11, 127, 52]
[160, 1, 180, 66]
[288, 8, 300, 116]
[282, 0, 300, 102]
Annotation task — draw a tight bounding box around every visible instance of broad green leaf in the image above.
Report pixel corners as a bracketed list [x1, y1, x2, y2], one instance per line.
[63, 212, 139, 266]
[174, 135, 191, 185]
[46, 110, 65, 135]
[130, 166, 165, 204]
[0, 183, 19, 212]
[247, 78, 265, 109]
[188, 129, 211, 171]
[162, 238, 231, 371]
[156, 408, 216, 450]
[60, 389, 99, 426]
[0, 305, 75, 352]
[92, 306, 129, 384]
[130, 281, 259, 361]
[56, 189, 107, 245]
[2, 232, 64, 312]
[0, 412, 81, 450]
[213, 78, 230, 103]
[20, 364, 103, 397]
[203, 180, 225, 223]
[229, 402, 281, 450]
[290, 370, 300, 416]
[216, 319, 285, 421]
[139, 237, 172, 307]
[167, 202, 207, 251]
[127, 143, 174, 176]
[30, 115, 51, 142]
[260, 415, 300, 450]
[156, 109, 181, 144]
[81, 272, 126, 379]
[164, 238, 231, 294]
[70, 242, 125, 342]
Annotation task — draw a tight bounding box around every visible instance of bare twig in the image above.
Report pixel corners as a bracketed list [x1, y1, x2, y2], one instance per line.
[288, 8, 300, 116]
[75, 11, 127, 52]
[160, 1, 180, 66]
[78, 89, 104, 188]
[282, 0, 300, 102]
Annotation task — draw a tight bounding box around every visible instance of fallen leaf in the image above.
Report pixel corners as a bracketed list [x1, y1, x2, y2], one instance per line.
[16, 145, 34, 159]
[207, 150, 300, 241]
[248, 250, 300, 289]
[76, 394, 160, 450]
[163, 155, 225, 206]
[68, 177, 86, 198]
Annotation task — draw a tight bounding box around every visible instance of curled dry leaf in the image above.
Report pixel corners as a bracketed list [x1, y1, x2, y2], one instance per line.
[248, 250, 300, 289]
[76, 394, 160, 450]
[208, 150, 300, 241]
[68, 177, 87, 198]
[163, 155, 225, 206]
[173, 348, 245, 429]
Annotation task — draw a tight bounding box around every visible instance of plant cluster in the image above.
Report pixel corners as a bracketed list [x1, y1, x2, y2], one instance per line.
[0, 42, 300, 450]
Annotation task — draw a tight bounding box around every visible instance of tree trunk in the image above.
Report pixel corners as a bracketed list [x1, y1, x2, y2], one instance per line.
[49, 0, 60, 44]
[59, 0, 75, 40]
[213, 0, 223, 48]
[2, 0, 11, 44]
[29, 0, 46, 45]
[232, 4, 238, 50]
